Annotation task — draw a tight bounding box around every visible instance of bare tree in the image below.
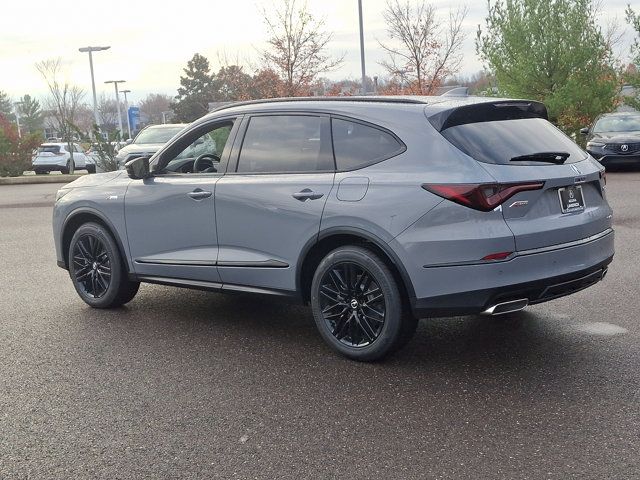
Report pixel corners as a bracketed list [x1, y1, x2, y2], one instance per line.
[97, 93, 121, 133]
[35, 58, 85, 142]
[261, 0, 344, 96]
[139, 93, 173, 125]
[379, 1, 468, 95]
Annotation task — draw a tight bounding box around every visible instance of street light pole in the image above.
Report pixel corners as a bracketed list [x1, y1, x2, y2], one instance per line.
[121, 89, 132, 140]
[104, 80, 126, 137]
[78, 46, 110, 129]
[358, 0, 367, 95]
[13, 102, 23, 139]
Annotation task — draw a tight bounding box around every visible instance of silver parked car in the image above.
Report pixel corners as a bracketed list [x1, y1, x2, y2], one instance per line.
[114, 124, 186, 169]
[33, 142, 95, 174]
[52, 97, 614, 360]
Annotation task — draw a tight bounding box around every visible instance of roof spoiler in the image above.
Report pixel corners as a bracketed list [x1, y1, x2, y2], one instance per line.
[428, 100, 548, 131]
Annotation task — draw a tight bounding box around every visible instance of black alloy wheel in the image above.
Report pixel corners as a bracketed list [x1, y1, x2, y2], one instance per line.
[72, 234, 112, 299]
[310, 246, 417, 361]
[318, 262, 386, 347]
[68, 222, 140, 308]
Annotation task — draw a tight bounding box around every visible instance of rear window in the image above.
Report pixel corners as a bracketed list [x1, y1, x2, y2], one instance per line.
[441, 118, 587, 165]
[332, 118, 404, 170]
[38, 145, 61, 154]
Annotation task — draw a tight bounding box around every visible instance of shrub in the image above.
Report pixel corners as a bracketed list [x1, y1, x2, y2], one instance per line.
[0, 115, 41, 177]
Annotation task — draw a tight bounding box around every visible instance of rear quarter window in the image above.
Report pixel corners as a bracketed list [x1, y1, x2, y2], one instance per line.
[331, 118, 404, 171]
[441, 118, 587, 165]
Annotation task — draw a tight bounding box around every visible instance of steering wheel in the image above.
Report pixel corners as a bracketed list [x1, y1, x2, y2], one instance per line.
[193, 154, 220, 173]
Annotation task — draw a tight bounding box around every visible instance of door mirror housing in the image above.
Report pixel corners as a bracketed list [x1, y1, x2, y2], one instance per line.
[125, 156, 151, 179]
[579, 127, 589, 136]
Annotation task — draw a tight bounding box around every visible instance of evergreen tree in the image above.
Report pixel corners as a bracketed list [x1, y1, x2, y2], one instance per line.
[18, 95, 43, 134]
[171, 53, 216, 122]
[0, 91, 15, 122]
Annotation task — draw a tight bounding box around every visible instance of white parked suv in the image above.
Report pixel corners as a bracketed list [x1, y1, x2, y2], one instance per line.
[32, 143, 95, 174]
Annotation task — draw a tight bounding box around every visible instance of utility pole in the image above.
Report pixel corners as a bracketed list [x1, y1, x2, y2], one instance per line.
[121, 89, 132, 140]
[104, 80, 126, 137]
[358, 0, 367, 95]
[78, 46, 110, 128]
[13, 101, 23, 138]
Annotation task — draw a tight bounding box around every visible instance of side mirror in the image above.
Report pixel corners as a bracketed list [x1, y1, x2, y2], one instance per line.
[125, 139, 133, 145]
[125, 156, 151, 179]
[579, 127, 589, 136]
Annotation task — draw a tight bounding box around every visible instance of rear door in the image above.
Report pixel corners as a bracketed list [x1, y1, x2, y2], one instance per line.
[437, 105, 612, 251]
[214, 114, 335, 292]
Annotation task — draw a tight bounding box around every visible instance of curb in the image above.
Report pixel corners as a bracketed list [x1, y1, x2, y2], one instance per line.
[0, 174, 84, 186]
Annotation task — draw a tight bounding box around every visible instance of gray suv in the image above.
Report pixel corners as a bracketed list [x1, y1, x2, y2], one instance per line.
[53, 97, 614, 361]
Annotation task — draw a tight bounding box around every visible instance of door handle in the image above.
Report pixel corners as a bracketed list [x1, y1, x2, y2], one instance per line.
[188, 189, 212, 200]
[292, 188, 324, 202]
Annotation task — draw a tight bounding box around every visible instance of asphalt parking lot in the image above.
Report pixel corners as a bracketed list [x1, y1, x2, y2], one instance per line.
[1, 173, 639, 479]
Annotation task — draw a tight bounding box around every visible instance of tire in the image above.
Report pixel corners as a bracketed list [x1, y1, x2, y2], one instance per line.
[86, 164, 96, 174]
[310, 246, 417, 361]
[68, 222, 140, 308]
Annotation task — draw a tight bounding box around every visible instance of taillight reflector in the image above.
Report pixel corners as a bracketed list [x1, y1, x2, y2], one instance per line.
[482, 251, 513, 261]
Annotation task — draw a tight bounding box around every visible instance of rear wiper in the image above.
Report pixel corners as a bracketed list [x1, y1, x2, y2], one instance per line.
[510, 152, 570, 164]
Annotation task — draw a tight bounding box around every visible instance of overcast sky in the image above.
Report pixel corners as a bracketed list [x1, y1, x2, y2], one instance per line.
[1, 0, 636, 105]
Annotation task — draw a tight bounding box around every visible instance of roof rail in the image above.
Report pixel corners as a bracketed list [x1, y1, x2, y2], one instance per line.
[209, 96, 429, 113]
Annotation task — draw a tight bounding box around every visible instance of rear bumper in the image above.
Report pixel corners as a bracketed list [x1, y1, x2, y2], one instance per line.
[410, 229, 614, 318]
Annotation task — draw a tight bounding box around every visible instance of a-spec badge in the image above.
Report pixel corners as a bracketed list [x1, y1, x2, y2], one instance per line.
[509, 200, 529, 208]
[108, 195, 118, 200]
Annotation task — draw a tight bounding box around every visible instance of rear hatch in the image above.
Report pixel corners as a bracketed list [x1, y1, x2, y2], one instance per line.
[34, 145, 65, 164]
[430, 101, 611, 251]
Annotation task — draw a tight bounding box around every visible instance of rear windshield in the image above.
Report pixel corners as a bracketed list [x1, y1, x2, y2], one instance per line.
[134, 127, 184, 144]
[38, 145, 61, 154]
[441, 118, 587, 165]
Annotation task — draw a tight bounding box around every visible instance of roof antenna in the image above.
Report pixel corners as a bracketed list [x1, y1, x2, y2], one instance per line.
[441, 87, 469, 97]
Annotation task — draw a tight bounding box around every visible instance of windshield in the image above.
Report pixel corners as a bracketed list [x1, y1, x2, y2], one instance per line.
[593, 116, 640, 133]
[134, 127, 184, 144]
[441, 118, 587, 165]
[38, 145, 61, 154]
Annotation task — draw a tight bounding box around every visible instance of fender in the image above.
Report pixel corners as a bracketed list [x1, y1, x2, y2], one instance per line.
[61, 206, 131, 272]
[295, 226, 416, 299]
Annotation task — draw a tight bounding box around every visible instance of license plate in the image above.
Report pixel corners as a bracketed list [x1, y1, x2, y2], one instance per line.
[558, 185, 585, 213]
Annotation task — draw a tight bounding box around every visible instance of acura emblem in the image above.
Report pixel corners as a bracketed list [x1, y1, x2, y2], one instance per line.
[621, 144, 629, 152]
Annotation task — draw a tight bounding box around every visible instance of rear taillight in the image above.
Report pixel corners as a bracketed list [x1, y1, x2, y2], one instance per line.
[422, 182, 544, 212]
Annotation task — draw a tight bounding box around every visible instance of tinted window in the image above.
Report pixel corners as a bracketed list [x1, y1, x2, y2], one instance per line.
[332, 118, 404, 170]
[38, 145, 61, 154]
[441, 118, 587, 165]
[593, 115, 640, 133]
[237, 116, 332, 173]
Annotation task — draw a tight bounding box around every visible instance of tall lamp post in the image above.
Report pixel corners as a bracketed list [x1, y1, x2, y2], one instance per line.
[358, 0, 367, 95]
[104, 80, 126, 137]
[121, 89, 132, 140]
[78, 46, 110, 128]
[13, 101, 23, 138]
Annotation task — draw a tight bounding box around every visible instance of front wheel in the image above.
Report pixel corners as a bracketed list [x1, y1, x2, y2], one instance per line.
[310, 246, 417, 361]
[86, 164, 96, 174]
[68, 222, 140, 308]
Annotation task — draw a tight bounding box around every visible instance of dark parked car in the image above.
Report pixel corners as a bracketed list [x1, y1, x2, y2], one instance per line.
[582, 112, 640, 166]
[53, 97, 613, 361]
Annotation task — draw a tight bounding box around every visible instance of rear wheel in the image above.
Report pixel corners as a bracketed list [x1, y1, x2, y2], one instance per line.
[86, 164, 96, 174]
[61, 160, 74, 174]
[310, 246, 417, 361]
[68, 222, 140, 308]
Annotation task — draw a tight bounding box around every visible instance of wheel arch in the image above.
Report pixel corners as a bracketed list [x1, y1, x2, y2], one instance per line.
[61, 208, 129, 272]
[297, 227, 416, 303]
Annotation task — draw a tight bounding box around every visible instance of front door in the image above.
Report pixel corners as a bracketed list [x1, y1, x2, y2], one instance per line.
[215, 114, 335, 292]
[124, 119, 238, 284]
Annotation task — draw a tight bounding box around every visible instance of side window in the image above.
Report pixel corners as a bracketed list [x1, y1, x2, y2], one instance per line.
[331, 118, 404, 171]
[162, 120, 235, 174]
[237, 115, 333, 173]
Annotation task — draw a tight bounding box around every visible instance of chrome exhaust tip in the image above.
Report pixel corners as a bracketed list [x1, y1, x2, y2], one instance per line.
[482, 298, 529, 316]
